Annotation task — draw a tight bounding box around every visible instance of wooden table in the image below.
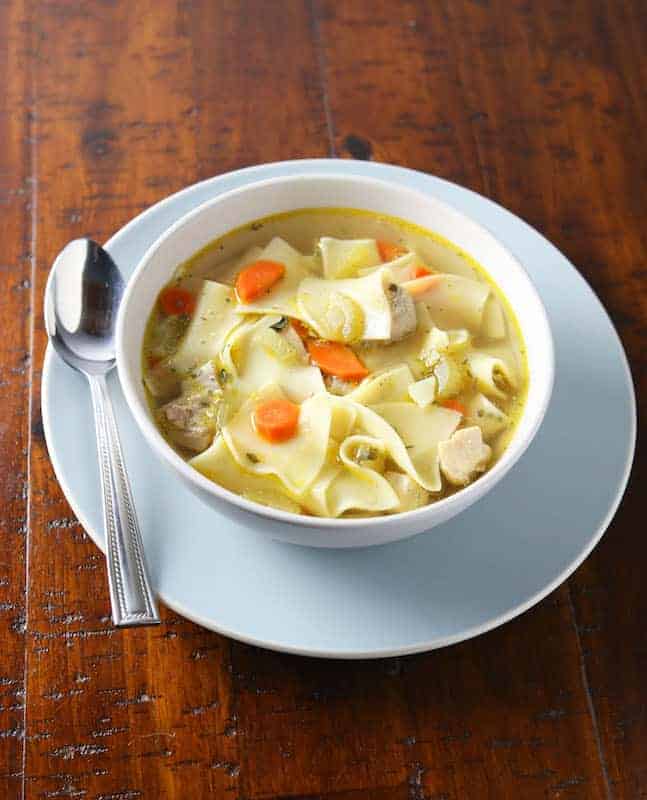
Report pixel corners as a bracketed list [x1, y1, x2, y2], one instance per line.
[1, 1, 644, 797]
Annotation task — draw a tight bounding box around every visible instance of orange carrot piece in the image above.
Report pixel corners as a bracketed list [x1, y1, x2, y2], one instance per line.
[253, 398, 300, 443]
[413, 265, 432, 278]
[403, 274, 442, 298]
[441, 398, 467, 415]
[236, 260, 286, 303]
[159, 286, 196, 316]
[377, 240, 407, 262]
[306, 340, 369, 381]
[291, 319, 312, 341]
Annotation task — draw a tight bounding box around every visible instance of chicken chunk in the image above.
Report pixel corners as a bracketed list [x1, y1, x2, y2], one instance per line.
[144, 360, 181, 402]
[160, 364, 224, 453]
[160, 392, 220, 452]
[438, 426, 492, 487]
[385, 282, 417, 341]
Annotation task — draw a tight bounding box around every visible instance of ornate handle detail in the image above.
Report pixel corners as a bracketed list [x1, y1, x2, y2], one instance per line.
[88, 373, 161, 627]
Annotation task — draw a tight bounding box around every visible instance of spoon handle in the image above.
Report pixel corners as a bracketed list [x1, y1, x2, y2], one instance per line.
[88, 373, 161, 627]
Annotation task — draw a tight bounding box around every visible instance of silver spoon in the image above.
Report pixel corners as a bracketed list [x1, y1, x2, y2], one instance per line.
[45, 239, 160, 627]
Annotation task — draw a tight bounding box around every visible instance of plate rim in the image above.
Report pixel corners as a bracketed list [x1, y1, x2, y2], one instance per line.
[41, 159, 637, 658]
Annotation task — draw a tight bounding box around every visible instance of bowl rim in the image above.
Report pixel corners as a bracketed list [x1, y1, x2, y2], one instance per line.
[116, 171, 555, 530]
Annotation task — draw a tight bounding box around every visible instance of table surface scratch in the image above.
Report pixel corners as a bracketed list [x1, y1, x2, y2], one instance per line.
[0, 1, 644, 798]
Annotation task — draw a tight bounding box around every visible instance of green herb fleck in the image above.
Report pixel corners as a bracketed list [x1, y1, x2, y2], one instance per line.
[246, 452, 260, 464]
[270, 316, 288, 331]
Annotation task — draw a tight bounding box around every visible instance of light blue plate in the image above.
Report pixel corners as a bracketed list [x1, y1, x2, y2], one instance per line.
[42, 160, 636, 658]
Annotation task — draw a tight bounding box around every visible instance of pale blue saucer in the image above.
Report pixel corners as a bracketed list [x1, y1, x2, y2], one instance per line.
[42, 160, 636, 658]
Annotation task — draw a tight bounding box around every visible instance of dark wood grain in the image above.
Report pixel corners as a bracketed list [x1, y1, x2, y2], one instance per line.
[0, 0, 31, 796]
[0, 0, 643, 798]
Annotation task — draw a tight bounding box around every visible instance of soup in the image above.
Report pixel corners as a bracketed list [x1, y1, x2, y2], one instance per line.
[142, 208, 528, 518]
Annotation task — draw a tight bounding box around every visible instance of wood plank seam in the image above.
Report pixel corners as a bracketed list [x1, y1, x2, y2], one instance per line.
[307, 0, 337, 157]
[21, 33, 39, 800]
[566, 585, 614, 800]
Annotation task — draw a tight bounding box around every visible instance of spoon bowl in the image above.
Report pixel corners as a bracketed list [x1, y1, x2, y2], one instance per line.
[45, 239, 123, 373]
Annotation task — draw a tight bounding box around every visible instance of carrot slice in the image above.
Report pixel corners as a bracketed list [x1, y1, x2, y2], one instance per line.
[159, 286, 196, 316]
[306, 340, 369, 381]
[441, 398, 467, 415]
[253, 398, 300, 443]
[377, 240, 408, 262]
[291, 319, 312, 341]
[236, 260, 286, 303]
[413, 265, 432, 278]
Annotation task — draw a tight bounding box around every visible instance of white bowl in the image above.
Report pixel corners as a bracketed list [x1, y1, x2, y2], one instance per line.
[116, 173, 554, 548]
